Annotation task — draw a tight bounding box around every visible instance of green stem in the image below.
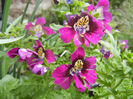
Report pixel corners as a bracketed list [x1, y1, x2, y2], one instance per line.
[0, 45, 4, 79]
[13, 62, 17, 77]
[17, 65, 22, 79]
[21, 0, 31, 24]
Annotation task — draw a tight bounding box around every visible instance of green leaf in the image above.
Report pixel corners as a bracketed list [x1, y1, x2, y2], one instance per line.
[0, 35, 25, 44]
[2, 0, 12, 33]
[0, 51, 7, 57]
[6, 15, 22, 33]
[21, 0, 31, 24]
[50, 23, 64, 31]
[0, 75, 18, 99]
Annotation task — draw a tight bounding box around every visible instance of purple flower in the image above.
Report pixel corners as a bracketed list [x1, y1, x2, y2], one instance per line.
[25, 17, 55, 38]
[33, 40, 56, 64]
[88, 0, 112, 31]
[53, 0, 59, 5]
[66, 0, 74, 4]
[59, 12, 104, 47]
[8, 48, 32, 62]
[100, 46, 112, 59]
[32, 64, 49, 76]
[52, 47, 97, 92]
[120, 40, 128, 49]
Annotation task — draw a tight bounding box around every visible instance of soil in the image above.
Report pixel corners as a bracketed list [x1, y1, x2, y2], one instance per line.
[9, 0, 52, 20]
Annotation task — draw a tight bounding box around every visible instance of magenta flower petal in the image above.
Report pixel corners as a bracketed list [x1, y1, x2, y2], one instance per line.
[18, 49, 32, 60]
[88, 4, 95, 12]
[103, 11, 112, 23]
[60, 77, 73, 89]
[85, 33, 101, 44]
[45, 49, 55, 64]
[73, 75, 86, 92]
[96, 0, 109, 10]
[52, 64, 69, 78]
[52, 64, 73, 89]
[35, 17, 46, 25]
[8, 47, 20, 58]
[73, 34, 85, 47]
[82, 70, 97, 84]
[55, 77, 67, 85]
[104, 22, 112, 31]
[25, 22, 33, 30]
[35, 40, 43, 48]
[71, 47, 85, 64]
[85, 40, 90, 47]
[85, 57, 96, 65]
[59, 27, 76, 43]
[43, 26, 55, 35]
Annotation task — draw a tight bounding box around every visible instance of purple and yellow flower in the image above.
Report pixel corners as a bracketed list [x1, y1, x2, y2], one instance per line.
[59, 12, 104, 47]
[33, 40, 55, 64]
[8, 48, 32, 62]
[100, 46, 113, 59]
[52, 47, 97, 92]
[120, 40, 128, 49]
[26, 40, 55, 72]
[25, 17, 55, 38]
[88, 0, 112, 31]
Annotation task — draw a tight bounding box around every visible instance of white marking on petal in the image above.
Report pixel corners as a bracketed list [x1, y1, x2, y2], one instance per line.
[21, 49, 27, 52]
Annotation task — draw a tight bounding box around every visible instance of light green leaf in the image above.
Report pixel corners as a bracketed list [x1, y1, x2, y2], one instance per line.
[0, 75, 18, 99]
[0, 51, 7, 57]
[0, 35, 25, 44]
[50, 23, 64, 31]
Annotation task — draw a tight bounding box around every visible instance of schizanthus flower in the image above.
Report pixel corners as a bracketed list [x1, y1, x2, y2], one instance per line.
[52, 47, 97, 92]
[100, 46, 113, 59]
[8, 40, 55, 76]
[120, 40, 128, 49]
[25, 17, 55, 38]
[88, 0, 112, 31]
[59, 12, 104, 47]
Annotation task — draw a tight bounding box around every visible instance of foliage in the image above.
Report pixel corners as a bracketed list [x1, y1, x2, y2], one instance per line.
[0, 0, 132, 99]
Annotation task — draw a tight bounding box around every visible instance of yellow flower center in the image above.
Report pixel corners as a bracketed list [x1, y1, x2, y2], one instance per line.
[74, 16, 90, 37]
[34, 25, 43, 33]
[38, 47, 45, 58]
[70, 59, 83, 75]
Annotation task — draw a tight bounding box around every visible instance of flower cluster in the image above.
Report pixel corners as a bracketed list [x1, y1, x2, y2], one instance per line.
[8, 40, 55, 76]
[8, 0, 117, 92]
